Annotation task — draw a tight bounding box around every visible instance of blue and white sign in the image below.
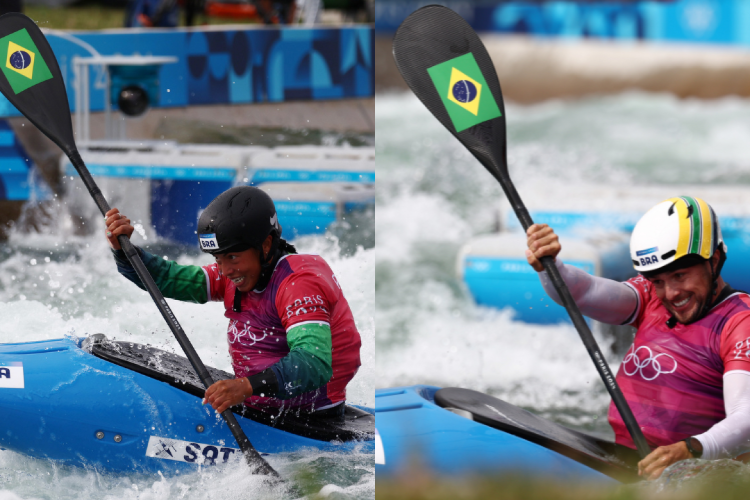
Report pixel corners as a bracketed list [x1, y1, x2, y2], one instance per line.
[145, 436, 241, 465]
[376, 0, 750, 48]
[0, 362, 24, 389]
[0, 25, 374, 118]
[636, 247, 658, 256]
[199, 233, 219, 251]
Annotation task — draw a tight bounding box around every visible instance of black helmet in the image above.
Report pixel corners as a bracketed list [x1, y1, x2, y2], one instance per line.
[197, 186, 282, 258]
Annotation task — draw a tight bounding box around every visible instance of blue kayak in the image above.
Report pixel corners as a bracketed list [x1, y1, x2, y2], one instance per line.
[375, 385, 639, 483]
[0, 335, 373, 473]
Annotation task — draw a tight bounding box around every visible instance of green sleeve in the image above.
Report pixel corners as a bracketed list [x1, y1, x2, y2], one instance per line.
[249, 322, 333, 400]
[112, 247, 208, 304]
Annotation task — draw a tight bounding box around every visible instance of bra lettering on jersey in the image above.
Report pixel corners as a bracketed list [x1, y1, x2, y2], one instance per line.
[227, 319, 268, 346]
[623, 344, 678, 380]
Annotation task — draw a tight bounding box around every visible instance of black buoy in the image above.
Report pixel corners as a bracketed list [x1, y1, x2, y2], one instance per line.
[117, 85, 149, 117]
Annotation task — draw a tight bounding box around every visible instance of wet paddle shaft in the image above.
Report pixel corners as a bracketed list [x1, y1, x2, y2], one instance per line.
[0, 13, 278, 476]
[392, 5, 651, 458]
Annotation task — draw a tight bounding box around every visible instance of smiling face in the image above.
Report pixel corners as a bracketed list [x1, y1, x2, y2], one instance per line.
[647, 251, 723, 325]
[214, 235, 273, 293]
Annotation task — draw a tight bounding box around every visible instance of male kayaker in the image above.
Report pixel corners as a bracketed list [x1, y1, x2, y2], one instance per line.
[525, 196, 750, 480]
[104, 186, 362, 422]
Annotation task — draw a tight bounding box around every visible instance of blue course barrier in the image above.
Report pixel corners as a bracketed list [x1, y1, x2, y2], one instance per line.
[462, 210, 750, 325]
[0, 25, 373, 117]
[0, 120, 50, 201]
[376, 0, 750, 47]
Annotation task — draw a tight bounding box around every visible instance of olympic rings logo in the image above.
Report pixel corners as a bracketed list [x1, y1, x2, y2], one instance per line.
[227, 320, 267, 347]
[622, 344, 678, 381]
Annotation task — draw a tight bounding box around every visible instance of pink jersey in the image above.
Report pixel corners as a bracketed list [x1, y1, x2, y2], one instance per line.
[203, 254, 361, 411]
[608, 276, 750, 449]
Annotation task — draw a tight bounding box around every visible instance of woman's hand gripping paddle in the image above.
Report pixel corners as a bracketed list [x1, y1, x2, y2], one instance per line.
[392, 5, 651, 459]
[0, 13, 279, 477]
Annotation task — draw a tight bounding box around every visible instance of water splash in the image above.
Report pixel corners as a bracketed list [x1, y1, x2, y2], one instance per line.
[636, 459, 750, 495]
[376, 90, 750, 441]
[0, 198, 374, 498]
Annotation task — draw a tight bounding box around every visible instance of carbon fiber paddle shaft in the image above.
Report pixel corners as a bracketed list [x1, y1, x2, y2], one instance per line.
[392, 5, 650, 459]
[68, 152, 277, 476]
[0, 12, 278, 476]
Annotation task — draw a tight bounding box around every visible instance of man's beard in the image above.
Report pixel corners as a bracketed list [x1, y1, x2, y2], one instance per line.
[666, 267, 715, 325]
[671, 294, 709, 325]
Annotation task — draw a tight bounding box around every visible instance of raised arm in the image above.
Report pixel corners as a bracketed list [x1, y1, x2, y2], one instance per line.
[105, 208, 208, 303]
[526, 224, 638, 325]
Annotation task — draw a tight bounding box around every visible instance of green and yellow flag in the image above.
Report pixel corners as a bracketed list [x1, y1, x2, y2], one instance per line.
[427, 53, 501, 133]
[0, 28, 53, 95]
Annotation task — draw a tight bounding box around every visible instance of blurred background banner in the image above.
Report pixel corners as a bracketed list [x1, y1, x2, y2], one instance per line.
[376, 0, 749, 44]
[376, 0, 750, 101]
[0, 25, 373, 117]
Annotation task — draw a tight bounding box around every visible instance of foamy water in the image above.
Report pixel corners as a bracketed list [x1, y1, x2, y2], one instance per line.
[375, 90, 750, 444]
[0, 205, 374, 498]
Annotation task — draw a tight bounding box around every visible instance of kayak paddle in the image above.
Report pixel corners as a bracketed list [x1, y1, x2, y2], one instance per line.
[392, 5, 651, 459]
[0, 12, 279, 477]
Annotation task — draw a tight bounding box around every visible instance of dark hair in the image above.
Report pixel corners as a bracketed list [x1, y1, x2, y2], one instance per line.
[279, 239, 297, 255]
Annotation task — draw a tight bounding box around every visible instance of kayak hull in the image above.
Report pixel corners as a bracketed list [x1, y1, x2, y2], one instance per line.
[375, 385, 633, 483]
[0, 337, 373, 474]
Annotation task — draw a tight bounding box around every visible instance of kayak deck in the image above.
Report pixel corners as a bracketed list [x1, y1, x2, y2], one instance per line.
[0, 336, 373, 473]
[376, 385, 638, 483]
[434, 387, 639, 482]
[85, 334, 374, 443]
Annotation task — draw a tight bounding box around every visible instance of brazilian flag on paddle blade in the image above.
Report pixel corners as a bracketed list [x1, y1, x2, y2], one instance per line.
[427, 53, 502, 133]
[0, 28, 53, 94]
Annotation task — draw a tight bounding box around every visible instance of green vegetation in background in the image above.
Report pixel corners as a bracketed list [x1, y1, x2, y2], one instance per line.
[24, 1, 262, 30]
[377, 460, 750, 500]
[25, 3, 127, 30]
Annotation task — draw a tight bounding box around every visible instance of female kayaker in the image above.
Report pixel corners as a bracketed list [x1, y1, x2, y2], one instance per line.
[104, 186, 362, 421]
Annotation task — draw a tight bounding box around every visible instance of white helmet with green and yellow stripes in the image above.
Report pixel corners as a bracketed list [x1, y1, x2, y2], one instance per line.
[630, 196, 726, 276]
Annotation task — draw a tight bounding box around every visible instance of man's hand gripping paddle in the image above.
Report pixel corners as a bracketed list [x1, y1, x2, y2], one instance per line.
[0, 13, 279, 477]
[392, 5, 651, 459]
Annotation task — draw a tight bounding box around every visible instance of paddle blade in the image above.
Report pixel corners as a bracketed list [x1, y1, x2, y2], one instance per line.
[393, 5, 508, 180]
[0, 13, 76, 156]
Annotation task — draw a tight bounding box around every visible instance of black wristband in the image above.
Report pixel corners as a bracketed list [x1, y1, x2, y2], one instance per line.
[247, 369, 279, 398]
[111, 248, 129, 265]
[684, 437, 702, 458]
[111, 246, 143, 267]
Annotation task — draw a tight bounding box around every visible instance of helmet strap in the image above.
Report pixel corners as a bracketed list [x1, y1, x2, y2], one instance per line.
[700, 261, 717, 318]
[260, 233, 281, 269]
[715, 246, 727, 278]
[698, 250, 725, 319]
[253, 232, 282, 292]
[233, 288, 242, 313]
